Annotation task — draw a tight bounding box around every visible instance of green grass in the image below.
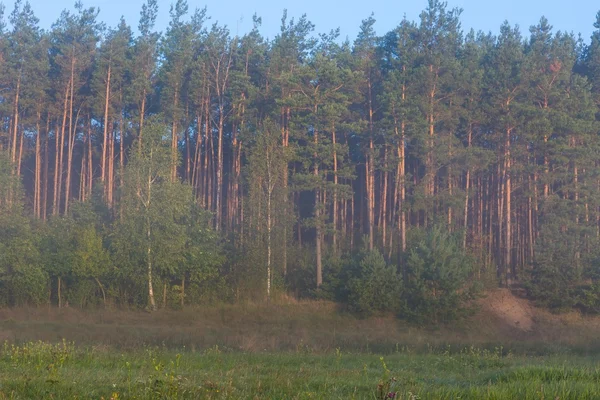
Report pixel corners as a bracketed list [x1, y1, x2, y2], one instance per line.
[0, 342, 599, 399]
[0, 301, 600, 398]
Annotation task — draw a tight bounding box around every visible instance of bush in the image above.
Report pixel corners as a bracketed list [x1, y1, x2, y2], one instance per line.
[569, 253, 600, 314]
[347, 249, 402, 316]
[0, 208, 47, 306]
[526, 259, 578, 310]
[525, 197, 589, 311]
[401, 225, 478, 323]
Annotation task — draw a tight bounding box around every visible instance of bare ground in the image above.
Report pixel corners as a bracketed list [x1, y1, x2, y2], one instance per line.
[479, 288, 535, 332]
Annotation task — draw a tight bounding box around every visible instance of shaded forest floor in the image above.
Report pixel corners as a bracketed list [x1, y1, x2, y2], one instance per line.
[0, 289, 599, 355]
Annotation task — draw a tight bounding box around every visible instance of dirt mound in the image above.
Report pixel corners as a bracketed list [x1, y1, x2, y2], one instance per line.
[480, 289, 534, 332]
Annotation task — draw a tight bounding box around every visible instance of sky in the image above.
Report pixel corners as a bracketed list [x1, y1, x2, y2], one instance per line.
[3, 0, 599, 44]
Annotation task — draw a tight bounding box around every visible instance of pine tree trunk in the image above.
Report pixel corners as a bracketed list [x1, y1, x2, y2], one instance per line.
[505, 128, 512, 285]
[64, 60, 76, 215]
[192, 113, 201, 198]
[314, 108, 323, 287]
[87, 118, 93, 198]
[42, 117, 50, 221]
[102, 64, 111, 185]
[463, 125, 472, 249]
[382, 147, 388, 252]
[267, 147, 272, 301]
[79, 142, 86, 202]
[54, 86, 69, 216]
[108, 122, 115, 207]
[528, 179, 534, 262]
[119, 102, 124, 198]
[185, 108, 191, 184]
[367, 79, 375, 251]
[282, 106, 290, 276]
[171, 89, 179, 182]
[315, 189, 323, 287]
[11, 75, 21, 168]
[216, 103, 224, 230]
[399, 84, 407, 255]
[332, 125, 338, 254]
[34, 112, 42, 218]
[138, 92, 146, 151]
[16, 125, 24, 178]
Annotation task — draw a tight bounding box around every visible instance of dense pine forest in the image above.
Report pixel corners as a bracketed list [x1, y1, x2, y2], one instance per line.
[1, 0, 600, 317]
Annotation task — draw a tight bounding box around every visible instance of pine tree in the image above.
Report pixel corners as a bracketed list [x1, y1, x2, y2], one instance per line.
[484, 22, 525, 283]
[49, 1, 101, 215]
[205, 22, 234, 230]
[457, 30, 493, 253]
[414, 0, 463, 227]
[380, 18, 420, 259]
[130, 0, 159, 149]
[352, 14, 379, 251]
[159, 0, 205, 182]
[93, 17, 132, 207]
[268, 10, 316, 274]
[6, 0, 42, 176]
[292, 32, 351, 287]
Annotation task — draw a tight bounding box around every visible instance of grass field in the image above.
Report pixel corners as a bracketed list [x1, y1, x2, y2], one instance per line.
[1, 342, 600, 399]
[0, 294, 600, 399]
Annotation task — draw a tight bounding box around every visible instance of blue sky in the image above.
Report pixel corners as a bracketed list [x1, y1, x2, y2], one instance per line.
[4, 0, 599, 43]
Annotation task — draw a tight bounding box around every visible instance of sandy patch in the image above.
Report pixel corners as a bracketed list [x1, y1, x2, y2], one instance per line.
[480, 289, 534, 332]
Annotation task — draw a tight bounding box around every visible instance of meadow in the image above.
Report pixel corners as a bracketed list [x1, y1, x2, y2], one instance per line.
[1, 341, 600, 399]
[0, 297, 600, 399]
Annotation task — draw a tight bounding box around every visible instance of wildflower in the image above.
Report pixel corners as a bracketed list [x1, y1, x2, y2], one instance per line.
[387, 392, 396, 399]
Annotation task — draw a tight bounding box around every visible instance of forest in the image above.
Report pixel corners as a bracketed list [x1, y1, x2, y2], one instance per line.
[1, 0, 600, 319]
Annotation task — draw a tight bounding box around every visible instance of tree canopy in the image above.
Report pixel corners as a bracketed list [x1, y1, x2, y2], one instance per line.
[0, 1, 599, 316]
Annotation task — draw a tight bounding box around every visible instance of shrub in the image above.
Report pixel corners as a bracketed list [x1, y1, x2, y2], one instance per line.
[525, 197, 589, 311]
[402, 225, 478, 323]
[570, 253, 600, 314]
[347, 249, 402, 316]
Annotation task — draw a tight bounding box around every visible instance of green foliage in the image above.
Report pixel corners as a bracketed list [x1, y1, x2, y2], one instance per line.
[1, 0, 600, 322]
[525, 197, 596, 311]
[313, 228, 477, 322]
[178, 204, 225, 305]
[284, 246, 318, 299]
[347, 248, 402, 316]
[183, 205, 224, 285]
[242, 119, 291, 300]
[402, 225, 478, 323]
[0, 223, 46, 306]
[113, 118, 224, 308]
[37, 201, 112, 307]
[0, 151, 46, 306]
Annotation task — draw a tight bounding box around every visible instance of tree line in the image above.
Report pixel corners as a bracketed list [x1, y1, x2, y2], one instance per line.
[1, 0, 600, 314]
